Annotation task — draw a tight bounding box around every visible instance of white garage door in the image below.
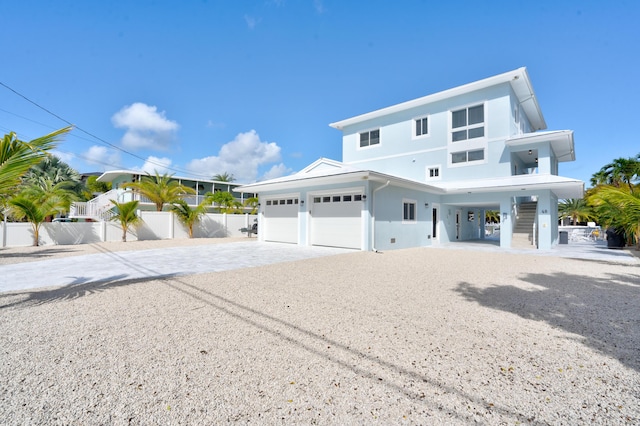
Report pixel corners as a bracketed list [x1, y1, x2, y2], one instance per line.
[263, 197, 299, 244]
[310, 193, 362, 249]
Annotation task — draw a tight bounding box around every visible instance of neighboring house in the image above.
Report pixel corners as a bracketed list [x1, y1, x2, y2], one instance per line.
[70, 170, 254, 221]
[237, 68, 583, 251]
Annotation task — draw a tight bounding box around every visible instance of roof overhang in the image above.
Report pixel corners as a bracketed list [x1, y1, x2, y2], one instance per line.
[236, 160, 445, 194]
[96, 170, 238, 185]
[330, 67, 546, 131]
[434, 174, 584, 199]
[506, 130, 575, 162]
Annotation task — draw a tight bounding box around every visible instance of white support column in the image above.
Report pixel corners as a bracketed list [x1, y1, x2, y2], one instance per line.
[499, 198, 512, 249]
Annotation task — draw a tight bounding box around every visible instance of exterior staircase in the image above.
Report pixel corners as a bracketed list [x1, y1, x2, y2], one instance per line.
[512, 201, 537, 249]
[69, 189, 119, 221]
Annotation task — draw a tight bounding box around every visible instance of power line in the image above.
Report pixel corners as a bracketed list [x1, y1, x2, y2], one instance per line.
[0, 81, 216, 180]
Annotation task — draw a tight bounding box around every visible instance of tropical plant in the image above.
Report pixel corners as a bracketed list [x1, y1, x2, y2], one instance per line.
[205, 190, 236, 213]
[558, 198, 594, 225]
[7, 182, 75, 246]
[20, 178, 79, 220]
[484, 210, 500, 223]
[0, 126, 72, 204]
[84, 175, 112, 198]
[243, 196, 259, 214]
[23, 155, 83, 192]
[170, 199, 207, 238]
[109, 200, 142, 242]
[590, 156, 640, 191]
[588, 185, 640, 249]
[123, 172, 195, 211]
[212, 172, 235, 182]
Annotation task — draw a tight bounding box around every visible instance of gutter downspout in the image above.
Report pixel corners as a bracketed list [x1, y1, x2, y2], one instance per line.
[371, 180, 390, 252]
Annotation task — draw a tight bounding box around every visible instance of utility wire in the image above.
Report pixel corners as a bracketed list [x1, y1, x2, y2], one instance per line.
[0, 81, 216, 180]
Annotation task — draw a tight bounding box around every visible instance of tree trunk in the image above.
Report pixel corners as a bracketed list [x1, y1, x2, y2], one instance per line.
[121, 225, 127, 242]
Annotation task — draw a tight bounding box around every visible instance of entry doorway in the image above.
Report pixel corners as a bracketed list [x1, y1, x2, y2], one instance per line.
[455, 210, 461, 240]
[431, 204, 439, 242]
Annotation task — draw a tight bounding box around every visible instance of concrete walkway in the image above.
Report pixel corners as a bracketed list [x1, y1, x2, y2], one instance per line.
[1, 239, 637, 294]
[434, 238, 640, 263]
[0, 242, 351, 293]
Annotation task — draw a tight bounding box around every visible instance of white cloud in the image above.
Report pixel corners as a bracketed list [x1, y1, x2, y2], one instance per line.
[261, 163, 292, 180]
[186, 130, 286, 182]
[135, 156, 173, 175]
[111, 102, 179, 150]
[82, 145, 121, 170]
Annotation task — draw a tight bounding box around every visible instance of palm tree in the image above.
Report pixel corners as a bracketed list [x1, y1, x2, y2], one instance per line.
[170, 199, 207, 238]
[0, 126, 72, 204]
[8, 183, 74, 246]
[123, 172, 195, 211]
[588, 185, 640, 249]
[212, 172, 235, 182]
[20, 178, 79, 221]
[558, 198, 594, 225]
[484, 210, 500, 224]
[243, 196, 259, 214]
[205, 190, 236, 213]
[591, 156, 640, 191]
[109, 200, 142, 242]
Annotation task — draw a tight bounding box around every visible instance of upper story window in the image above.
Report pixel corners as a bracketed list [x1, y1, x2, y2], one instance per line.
[359, 129, 380, 147]
[414, 116, 429, 137]
[451, 149, 484, 164]
[451, 104, 484, 142]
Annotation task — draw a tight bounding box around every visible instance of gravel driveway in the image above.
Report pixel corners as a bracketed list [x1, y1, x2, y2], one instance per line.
[1, 239, 639, 424]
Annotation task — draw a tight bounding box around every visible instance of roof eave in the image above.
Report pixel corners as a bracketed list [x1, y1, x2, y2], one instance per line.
[330, 67, 546, 131]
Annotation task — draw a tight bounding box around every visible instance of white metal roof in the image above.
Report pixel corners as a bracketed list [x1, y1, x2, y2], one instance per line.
[432, 174, 584, 199]
[329, 67, 546, 131]
[506, 130, 575, 162]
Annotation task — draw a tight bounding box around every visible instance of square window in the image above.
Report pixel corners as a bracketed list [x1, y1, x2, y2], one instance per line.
[343, 195, 352, 202]
[429, 167, 439, 178]
[279, 200, 286, 205]
[359, 129, 380, 147]
[354, 194, 362, 201]
[333, 196, 341, 202]
[266, 200, 272, 206]
[286, 199, 293, 205]
[323, 196, 331, 203]
[313, 197, 321, 203]
[451, 104, 484, 142]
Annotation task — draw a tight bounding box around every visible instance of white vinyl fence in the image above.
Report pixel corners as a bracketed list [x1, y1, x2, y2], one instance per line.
[1, 212, 257, 248]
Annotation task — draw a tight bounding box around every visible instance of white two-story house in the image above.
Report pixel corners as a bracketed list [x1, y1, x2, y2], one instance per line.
[238, 68, 584, 251]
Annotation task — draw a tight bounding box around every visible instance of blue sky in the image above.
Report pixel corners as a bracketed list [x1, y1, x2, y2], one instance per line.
[1, 1, 638, 186]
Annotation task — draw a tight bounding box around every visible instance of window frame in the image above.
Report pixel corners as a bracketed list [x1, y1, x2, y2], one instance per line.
[412, 115, 430, 140]
[426, 164, 441, 181]
[402, 199, 417, 224]
[450, 103, 485, 143]
[450, 149, 485, 165]
[359, 128, 381, 148]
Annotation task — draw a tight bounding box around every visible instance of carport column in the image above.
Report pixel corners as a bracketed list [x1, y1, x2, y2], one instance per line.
[101, 220, 107, 242]
[499, 198, 513, 249]
[536, 191, 553, 250]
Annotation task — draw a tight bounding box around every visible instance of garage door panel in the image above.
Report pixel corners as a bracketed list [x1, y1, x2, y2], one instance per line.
[310, 194, 362, 249]
[264, 198, 298, 244]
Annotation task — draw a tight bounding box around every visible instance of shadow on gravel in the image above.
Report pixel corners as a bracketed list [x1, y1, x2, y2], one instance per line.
[0, 274, 175, 310]
[456, 271, 640, 373]
[0, 247, 84, 260]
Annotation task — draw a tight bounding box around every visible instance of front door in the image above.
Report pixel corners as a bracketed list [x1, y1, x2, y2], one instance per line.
[431, 205, 439, 241]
